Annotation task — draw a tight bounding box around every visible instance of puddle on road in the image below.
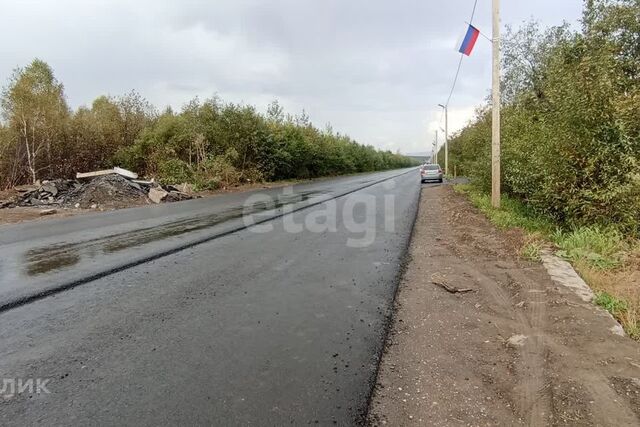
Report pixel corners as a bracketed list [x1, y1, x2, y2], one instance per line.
[26, 253, 81, 276]
[23, 190, 326, 276]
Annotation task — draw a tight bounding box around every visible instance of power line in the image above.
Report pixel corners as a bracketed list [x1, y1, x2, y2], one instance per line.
[439, 0, 481, 127]
[445, 56, 464, 108]
[469, 0, 479, 23]
[434, 0, 481, 164]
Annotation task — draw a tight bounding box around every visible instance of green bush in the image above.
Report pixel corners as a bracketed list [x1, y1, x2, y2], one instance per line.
[157, 159, 193, 185]
[442, 0, 640, 235]
[121, 99, 417, 185]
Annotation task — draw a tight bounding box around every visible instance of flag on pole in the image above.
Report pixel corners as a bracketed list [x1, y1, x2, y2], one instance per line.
[459, 24, 480, 56]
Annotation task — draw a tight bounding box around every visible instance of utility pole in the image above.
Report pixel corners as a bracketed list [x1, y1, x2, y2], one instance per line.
[445, 106, 448, 176]
[434, 130, 438, 163]
[491, 0, 501, 208]
[438, 104, 448, 175]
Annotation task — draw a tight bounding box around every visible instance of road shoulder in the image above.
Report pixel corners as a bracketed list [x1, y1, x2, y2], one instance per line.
[368, 185, 640, 426]
[0, 178, 310, 226]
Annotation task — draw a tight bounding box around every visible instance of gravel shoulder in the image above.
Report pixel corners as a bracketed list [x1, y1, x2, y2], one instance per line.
[368, 185, 640, 426]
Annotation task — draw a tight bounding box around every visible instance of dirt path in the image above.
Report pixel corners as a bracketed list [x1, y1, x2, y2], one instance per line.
[368, 185, 640, 426]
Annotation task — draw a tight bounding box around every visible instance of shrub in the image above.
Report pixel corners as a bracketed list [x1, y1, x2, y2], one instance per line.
[158, 159, 193, 185]
[442, 1, 640, 235]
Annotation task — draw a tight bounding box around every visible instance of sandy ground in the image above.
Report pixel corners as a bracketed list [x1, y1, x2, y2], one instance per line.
[368, 185, 640, 426]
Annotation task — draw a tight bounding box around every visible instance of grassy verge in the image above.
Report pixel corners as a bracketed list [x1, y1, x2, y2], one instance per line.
[454, 184, 640, 340]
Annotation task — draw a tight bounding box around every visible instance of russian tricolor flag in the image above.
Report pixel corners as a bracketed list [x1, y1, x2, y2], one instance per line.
[459, 25, 480, 56]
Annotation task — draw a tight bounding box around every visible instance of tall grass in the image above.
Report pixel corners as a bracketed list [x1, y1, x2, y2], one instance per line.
[553, 227, 626, 270]
[454, 184, 554, 234]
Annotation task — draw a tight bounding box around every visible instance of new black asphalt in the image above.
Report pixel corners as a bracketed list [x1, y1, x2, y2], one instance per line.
[0, 169, 421, 425]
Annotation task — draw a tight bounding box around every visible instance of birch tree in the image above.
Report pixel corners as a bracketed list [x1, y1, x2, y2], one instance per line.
[0, 59, 69, 183]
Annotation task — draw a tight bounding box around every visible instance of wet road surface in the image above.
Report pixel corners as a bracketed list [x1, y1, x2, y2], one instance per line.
[0, 168, 420, 425]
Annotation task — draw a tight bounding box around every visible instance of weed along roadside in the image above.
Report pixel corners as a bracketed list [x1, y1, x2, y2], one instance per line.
[368, 184, 640, 426]
[454, 184, 640, 340]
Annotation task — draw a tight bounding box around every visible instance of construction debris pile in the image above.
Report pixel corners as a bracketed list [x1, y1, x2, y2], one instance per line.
[0, 168, 195, 210]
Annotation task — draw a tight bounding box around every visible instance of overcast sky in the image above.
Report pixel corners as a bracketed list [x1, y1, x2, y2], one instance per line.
[0, 0, 583, 154]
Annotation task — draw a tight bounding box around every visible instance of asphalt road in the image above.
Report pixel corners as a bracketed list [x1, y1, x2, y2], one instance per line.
[0, 168, 421, 425]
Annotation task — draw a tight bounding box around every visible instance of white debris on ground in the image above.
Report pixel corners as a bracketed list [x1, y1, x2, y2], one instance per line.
[506, 334, 528, 348]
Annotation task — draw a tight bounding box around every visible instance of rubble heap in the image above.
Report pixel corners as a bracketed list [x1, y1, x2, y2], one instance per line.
[9, 179, 81, 207]
[64, 174, 151, 209]
[0, 169, 195, 209]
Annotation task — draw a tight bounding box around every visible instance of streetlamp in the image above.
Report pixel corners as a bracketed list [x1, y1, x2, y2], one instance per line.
[434, 130, 438, 163]
[438, 104, 448, 176]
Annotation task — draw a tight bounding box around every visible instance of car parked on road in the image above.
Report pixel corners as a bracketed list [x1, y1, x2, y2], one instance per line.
[420, 164, 443, 183]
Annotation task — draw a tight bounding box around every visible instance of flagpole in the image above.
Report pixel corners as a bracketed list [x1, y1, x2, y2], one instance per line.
[491, 0, 501, 208]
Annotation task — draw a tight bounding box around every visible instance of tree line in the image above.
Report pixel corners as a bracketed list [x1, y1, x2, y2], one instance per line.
[0, 60, 416, 190]
[440, 0, 639, 234]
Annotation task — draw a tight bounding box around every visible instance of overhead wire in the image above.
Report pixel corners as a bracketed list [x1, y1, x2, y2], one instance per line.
[438, 0, 481, 128]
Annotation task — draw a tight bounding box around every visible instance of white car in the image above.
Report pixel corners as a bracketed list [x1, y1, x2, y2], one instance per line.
[420, 164, 443, 183]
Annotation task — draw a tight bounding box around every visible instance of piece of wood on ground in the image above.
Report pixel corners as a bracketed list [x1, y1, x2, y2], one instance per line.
[38, 208, 57, 216]
[113, 167, 138, 180]
[431, 275, 475, 294]
[77, 167, 138, 180]
[132, 179, 154, 185]
[14, 184, 38, 193]
[76, 169, 117, 179]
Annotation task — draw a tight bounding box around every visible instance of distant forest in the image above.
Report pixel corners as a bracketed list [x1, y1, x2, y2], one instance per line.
[0, 60, 416, 190]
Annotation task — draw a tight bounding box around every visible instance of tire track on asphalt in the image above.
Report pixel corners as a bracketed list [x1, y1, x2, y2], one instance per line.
[0, 168, 418, 314]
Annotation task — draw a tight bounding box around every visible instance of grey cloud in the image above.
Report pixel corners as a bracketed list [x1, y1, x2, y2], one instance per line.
[0, 0, 583, 153]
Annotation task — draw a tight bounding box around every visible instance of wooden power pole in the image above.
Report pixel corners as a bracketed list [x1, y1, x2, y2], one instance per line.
[444, 106, 448, 176]
[491, 0, 501, 208]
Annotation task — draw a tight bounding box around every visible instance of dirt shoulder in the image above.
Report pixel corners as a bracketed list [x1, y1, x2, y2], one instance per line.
[368, 185, 640, 426]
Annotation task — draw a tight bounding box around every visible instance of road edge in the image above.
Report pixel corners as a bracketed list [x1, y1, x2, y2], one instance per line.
[540, 250, 627, 336]
[360, 181, 423, 425]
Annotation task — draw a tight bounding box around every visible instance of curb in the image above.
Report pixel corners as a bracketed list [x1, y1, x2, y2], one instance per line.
[540, 250, 626, 337]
